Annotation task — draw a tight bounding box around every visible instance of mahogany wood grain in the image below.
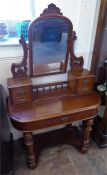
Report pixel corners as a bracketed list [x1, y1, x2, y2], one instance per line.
[7, 77, 32, 105]
[23, 132, 36, 168]
[81, 119, 94, 153]
[7, 91, 100, 168]
[68, 69, 95, 94]
[8, 92, 100, 130]
[11, 35, 28, 78]
[28, 14, 73, 77]
[33, 63, 63, 77]
[7, 3, 101, 169]
[40, 3, 63, 16]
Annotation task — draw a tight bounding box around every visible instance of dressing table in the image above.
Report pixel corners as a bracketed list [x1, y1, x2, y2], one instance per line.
[7, 4, 100, 169]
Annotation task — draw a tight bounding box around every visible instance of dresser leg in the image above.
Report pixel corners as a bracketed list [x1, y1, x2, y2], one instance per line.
[23, 132, 36, 169]
[81, 119, 94, 153]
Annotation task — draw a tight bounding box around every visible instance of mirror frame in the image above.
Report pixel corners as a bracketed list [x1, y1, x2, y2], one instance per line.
[28, 4, 74, 77]
[11, 4, 84, 78]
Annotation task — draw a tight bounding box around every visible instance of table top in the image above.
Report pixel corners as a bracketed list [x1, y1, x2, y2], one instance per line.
[7, 91, 100, 131]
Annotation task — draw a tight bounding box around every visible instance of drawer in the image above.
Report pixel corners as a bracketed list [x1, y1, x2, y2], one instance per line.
[11, 86, 31, 97]
[12, 95, 32, 105]
[77, 77, 94, 94]
[47, 115, 71, 126]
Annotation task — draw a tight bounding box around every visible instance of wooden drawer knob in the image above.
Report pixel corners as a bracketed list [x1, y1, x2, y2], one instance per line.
[83, 79, 89, 85]
[60, 116, 69, 122]
[17, 89, 25, 95]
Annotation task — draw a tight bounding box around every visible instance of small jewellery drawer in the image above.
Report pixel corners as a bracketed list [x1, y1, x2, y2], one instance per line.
[11, 87, 31, 97]
[12, 95, 32, 105]
[7, 77, 32, 105]
[77, 77, 94, 94]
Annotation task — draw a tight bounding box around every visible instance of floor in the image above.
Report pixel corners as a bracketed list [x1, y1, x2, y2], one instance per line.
[13, 138, 107, 175]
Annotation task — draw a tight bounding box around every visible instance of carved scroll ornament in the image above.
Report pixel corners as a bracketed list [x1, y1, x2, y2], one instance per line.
[70, 31, 84, 72]
[40, 3, 63, 16]
[11, 35, 28, 78]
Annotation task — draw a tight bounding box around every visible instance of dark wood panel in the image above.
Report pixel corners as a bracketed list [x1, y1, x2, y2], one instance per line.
[7, 3, 101, 169]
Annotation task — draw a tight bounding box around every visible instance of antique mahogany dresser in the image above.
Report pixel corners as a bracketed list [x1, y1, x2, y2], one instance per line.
[7, 4, 100, 169]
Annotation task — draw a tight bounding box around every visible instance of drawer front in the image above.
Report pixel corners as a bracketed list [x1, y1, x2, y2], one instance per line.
[42, 115, 71, 128]
[77, 77, 94, 93]
[11, 86, 31, 97]
[10, 86, 32, 105]
[28, 109, 97, 131]
[12, 95, 32, 105]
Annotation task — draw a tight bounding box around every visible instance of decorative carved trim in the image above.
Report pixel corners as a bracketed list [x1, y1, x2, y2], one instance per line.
[71, 56, 84, 72]
[81, 119, 94, 153]
[69, 31, 84, 72]
[11, 35, 28, 78]
[23, 132, 36, 169]
[72, 31, 77, 42]
[40, 3, 63, 16]
[29, 3, 84, 76]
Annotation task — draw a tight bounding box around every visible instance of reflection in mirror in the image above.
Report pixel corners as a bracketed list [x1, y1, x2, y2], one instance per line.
[32, 18, 69, 76]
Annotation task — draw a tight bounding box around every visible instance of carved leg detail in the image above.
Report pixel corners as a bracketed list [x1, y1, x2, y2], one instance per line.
[81, 119, 94, 153]
[23, 132, 36, 169]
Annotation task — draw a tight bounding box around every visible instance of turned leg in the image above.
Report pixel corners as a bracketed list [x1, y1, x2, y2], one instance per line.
[81, 119, 94, 153]
[23, 132, 36, 169]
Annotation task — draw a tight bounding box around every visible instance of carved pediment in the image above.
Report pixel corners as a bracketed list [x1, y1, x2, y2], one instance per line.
[40, 3, 63, 16]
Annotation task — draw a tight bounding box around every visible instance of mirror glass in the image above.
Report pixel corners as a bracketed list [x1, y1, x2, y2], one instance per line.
[32, 18, 69, 76]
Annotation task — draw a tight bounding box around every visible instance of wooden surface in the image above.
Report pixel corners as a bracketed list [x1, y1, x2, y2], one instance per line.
[7, 3, 101, 168]
[68, 69, 95, 94]
[7, 77, 32, 88]
[8, 90, 100, 168]
[33, 63, 63, 76]
[7, 73, 100, 169]
[11, 35, 28, 78]
[10, 9, 84, 78]
[7, 77, 32, 105]
[8, 91, 100, 131]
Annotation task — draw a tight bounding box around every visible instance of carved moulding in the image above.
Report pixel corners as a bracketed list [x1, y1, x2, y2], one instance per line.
[69, 31, 84, 72]
[11, 35, 28, 78]
[40, 3, 63, 16]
